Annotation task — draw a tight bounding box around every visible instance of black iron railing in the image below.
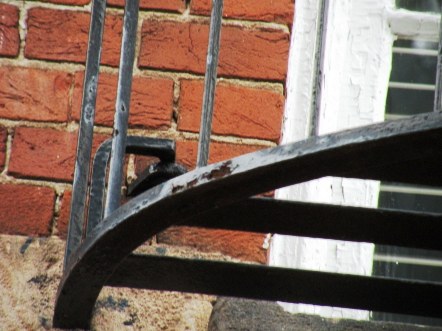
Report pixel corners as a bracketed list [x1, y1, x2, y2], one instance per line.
[53, 0, 442, 329]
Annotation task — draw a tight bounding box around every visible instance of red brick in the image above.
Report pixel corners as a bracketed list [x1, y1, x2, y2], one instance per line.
[8, 127, 108, 182]
[191, 0, 294, 25]
[40, 0, 90, 5]
[25, 7, 122, 66]
[157, 227, 266, 263]
[139, 20, 289, 81]
[178, 140, 263, 168]
[0, 66, 72, 123]
[178, 80, 283, 141]
[0, 127, 6, 171]
[0, 184, 55, 236]
[72, 72, 173, 129]
[0, 3, 20, 57]
[57, 190, 71, 239]
[108, 0, 185, 12]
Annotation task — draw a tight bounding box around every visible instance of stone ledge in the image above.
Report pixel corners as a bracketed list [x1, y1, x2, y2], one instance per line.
[209, 298, 442, 331]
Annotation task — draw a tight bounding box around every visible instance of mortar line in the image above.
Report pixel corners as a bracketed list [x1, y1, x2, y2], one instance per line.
[0, 129, 14, 177]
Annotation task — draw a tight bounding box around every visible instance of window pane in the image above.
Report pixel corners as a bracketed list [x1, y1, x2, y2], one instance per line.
[378, 186, 442, 213]
[386, 88, 434, 115]
[374, 187, 442, 326]
[396, 0, 441, 13]
[394, 39, 438, 50]
[374, 7, 442, 322]
[387, 39, 438, 117]
[376, 245, 442, 260]
[390, 53, 437, 84]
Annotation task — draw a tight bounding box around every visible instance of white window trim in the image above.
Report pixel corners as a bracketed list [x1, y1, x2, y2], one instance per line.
[269, 0, 401, 320]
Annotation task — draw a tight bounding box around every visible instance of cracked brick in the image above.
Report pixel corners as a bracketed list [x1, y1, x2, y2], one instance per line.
[8, 127, 108, 182]
[191, 0, 294, 25]
[0, 3, 20, 57]
[139, 20, 289, 81]
[0, 66, 72, 123]
[25, 7, 122, 66]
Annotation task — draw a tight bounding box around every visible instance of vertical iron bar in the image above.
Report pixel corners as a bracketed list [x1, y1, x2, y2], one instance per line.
[310, 0, 329, 136]
[433, 9, 442, 112]
[64, 0, 106, 267]
[196, 0, 224, 167]
[104, 0, 140, 217]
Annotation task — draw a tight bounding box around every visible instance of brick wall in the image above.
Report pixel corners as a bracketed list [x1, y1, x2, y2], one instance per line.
[0, 0, 293, 263]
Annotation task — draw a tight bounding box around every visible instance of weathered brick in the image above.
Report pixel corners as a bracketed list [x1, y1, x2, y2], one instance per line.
[178, 80, 283, 141]
[191, 0, 294, 25]
[0, 184, 55, 236]
[0, 66, 72, 123]
[40, 0, 90, 5]
[72, 72, 173, 129]
[108, 0, 185, 12]
[177, 140, 263, 168]
[139, 20, 289, 81]
[0, 3, 20, 57]
[8, 127, 108, 182]
[57, 190, 71, 239]
[25, 7, 122, 66]
[157, 227, 267, 263]
[0, 127, 6, 171]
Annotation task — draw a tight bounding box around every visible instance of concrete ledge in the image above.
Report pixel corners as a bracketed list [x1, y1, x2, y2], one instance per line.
[208, 298, 442, 331]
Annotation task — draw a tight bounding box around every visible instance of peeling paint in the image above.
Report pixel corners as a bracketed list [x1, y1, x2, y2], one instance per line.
[271, 0, 394, 320]
[172, 161, 235, 194]
[204, 161, 234, 180]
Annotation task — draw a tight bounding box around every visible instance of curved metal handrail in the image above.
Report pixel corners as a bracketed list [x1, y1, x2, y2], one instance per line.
[54, 112, 442, 328]
[86, 136, 176, 235]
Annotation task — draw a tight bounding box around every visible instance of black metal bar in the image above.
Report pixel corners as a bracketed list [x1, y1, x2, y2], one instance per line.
[309, 0, 329, 136]
[105, 0, 140, 217]
[434, 9, 442, 112]
[64, 0, 107, 267]
[87, 136, 176, 234]
[108, 254, 442, 319]
[196, 0, 223, 167]
[180, 198, 442, 251]
[87, 139, 111, 235]
[54, 112, 442, 329]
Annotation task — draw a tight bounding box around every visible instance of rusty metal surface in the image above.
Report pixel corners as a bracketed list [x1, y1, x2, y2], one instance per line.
[53, 112, 442, 328]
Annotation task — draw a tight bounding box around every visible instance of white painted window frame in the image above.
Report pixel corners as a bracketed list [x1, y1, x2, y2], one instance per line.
[268, 0, 441, 320]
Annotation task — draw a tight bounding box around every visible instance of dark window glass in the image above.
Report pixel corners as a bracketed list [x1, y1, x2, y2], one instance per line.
[396, 0, 441, 13]
[390, 53, 437, 84]
[373, 188, 442, 325]
[386, 39, 438, 116]
[386, 88, 434, 115]
[394, 39, 438, 50]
